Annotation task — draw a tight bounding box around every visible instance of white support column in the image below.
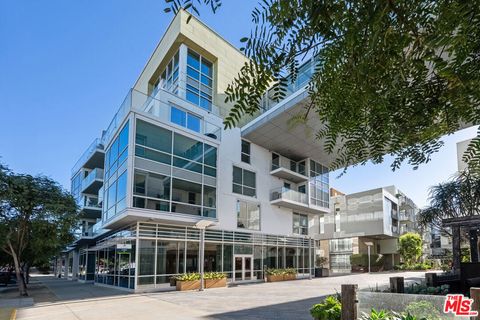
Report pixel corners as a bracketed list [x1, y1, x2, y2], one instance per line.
[72, 250, 79, 280]
[199, 228, 205, 291]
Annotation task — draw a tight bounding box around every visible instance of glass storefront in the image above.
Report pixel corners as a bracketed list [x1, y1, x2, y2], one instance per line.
[92, 222, 314, 290]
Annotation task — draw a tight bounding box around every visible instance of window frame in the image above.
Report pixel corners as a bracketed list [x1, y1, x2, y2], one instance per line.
[293, 212, 309, 235]
[186, 48, 213, 110]
[170, 105, 202, 133]
[241, 139, 251, 164]
[236, 199, 261, 231]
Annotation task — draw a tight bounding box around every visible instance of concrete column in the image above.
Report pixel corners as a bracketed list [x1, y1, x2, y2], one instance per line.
[72, 250, 79, 280]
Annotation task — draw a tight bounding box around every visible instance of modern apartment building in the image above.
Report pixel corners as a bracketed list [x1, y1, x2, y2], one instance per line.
[316, 186, 428, 273]
[62, 10, 332, 291]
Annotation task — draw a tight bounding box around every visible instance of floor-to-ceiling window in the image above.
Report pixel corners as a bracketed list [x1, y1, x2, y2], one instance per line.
[309, 160, 329, 208]
[186, 49, 213, 111]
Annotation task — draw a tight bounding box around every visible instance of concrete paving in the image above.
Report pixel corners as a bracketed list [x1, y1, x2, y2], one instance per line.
[11, 271, 427, 320]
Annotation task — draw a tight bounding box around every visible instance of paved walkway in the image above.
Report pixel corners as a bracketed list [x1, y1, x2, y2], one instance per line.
[9, 271, 427, 320]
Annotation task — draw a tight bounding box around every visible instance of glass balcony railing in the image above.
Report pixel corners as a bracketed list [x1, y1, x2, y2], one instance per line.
[270, 187, 308, 204]
[71, 138, 104, 175]
[81, 168, 104, 191]
[80, 195, 101, 209]
[271, 154, 307, 176]
[101, 88, 222, 147]
[260, 57, 317, 113]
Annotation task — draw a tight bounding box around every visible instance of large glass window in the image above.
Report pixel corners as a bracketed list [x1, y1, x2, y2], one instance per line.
[136, 120, 172, 154]
[170, 106, 201, 133]
[103, 121, 129, 221]
[309, 160, 329, 208]
[232, 166, 256, 197]
[329, 238, 353, 253]
[154, 51, 179, 95]
[186, 49, 213, 110]
[293, 213, 308, 235]
[237, 200, 260, 230]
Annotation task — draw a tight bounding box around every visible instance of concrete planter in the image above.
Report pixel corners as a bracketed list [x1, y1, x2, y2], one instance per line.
[204, 278, 227, 288]
[176, 280, 201, 291]
[283, 274, 296, 281]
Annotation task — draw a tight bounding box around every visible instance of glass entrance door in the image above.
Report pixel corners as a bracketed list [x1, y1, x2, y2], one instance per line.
[233, 255, 253, 282]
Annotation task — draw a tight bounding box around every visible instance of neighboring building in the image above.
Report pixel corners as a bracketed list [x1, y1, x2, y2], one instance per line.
[457, 138, 472, 172]
[316, 186, 427, 273]
[62, 10, 332, 291]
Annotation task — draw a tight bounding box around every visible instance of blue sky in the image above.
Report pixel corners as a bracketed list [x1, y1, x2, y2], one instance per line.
[0, 0, 476, 208]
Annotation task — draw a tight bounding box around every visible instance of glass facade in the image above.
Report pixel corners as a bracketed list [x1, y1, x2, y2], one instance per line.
[309, 160, 329, 208]
[134, 119, 217, 218]
[103, 121, 129, 221]
[93, 223, 314, 290]
[186, 49, 213, 110]
[170, 105, 201, 133]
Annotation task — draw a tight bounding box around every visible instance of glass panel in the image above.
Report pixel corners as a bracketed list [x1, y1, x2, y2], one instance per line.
[134, 173, 146, 195]
[203, 145, 217, 167]
[146, 199, 169, 211]
[243, 170, 256, 188]
[118, 121, 129, 152]
[244, 257, 252, 279]
[232, 166, 242, 184]
[139, 240, 155, 276]
[201, 59, 212, 77]
[135, 146, 171, 165]
[173, 157, 202, 173]
[171, 106, 186, 127]
[171, 178, 202, 205]
[186, 90, 199, 105]
[186, 241, 199, 273]
[187, 113, 201, 132]
[136, 120, 172, 153]
[234, 257, 242, 281]
[116, 171, 127, 203]
[173, 133, 203, 162]
[187, 49, 200, 70]
[203, 185, 216, 208]
[146, 172, 170, 200]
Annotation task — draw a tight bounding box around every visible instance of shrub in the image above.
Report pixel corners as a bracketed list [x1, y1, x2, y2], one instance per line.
[266, 268, 297, 275]
[404, 282, 449, 295]
[204, 272, 226, 280]
[360, 309, 391, 320]
[404, 301, 441, 320]
[395, 262, 432, 270]
[174, 273, 200, 281]
[351, 254, 385, 268]
[310, 296, 341, 320]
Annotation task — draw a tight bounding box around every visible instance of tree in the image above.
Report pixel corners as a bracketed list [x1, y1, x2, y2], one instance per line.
[418, 171, 480, 262]
[164, 0, 480, 172]
[0, 165, 78, 296]
[398, 232, 423, 266]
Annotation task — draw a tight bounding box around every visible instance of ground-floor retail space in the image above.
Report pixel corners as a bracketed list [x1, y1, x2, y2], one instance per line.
[67, 222, 315, 291]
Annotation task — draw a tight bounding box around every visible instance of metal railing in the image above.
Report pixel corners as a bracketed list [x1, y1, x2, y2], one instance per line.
[71, 138, 104, 175]
[101, 88, 222, 147]
[80, 195, 101, 209]
[270, 187, 308, 204]
[81, 168, 104, 191]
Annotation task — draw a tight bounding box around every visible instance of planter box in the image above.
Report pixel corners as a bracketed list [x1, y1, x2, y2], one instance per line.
[176, 280, 201, 291]
[266, 274, 284, 282]
[283, 274, 296, 281]
[205, 278, 227, 289]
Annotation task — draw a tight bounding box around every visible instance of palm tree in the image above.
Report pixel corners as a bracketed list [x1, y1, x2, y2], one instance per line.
[419, 171, 480, 263]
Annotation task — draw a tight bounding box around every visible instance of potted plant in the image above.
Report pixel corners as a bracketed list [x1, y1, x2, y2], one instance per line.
[204, 272, 227, 288]
[266, 268, 284, 282]
[315, 256, 329, 277]
[283, 268, 297, 281]
[174, 273, 201, 291]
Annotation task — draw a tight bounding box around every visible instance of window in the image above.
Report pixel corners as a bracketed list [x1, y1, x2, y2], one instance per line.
[329, 238, 353, 252]
[232, 166, 256, 197]
[309, 160, 329, 208]
[154, 51, 179, 95]
[186, 49, 213, 110]
[237, 200, 260, 230]
[170, 106, 201, 133]
[293, 213, 308, 235]
[335, 210, 341, 232]
[319, 216, 325, 234]
[241, 140, 251, 164]
[133, 171, 170, 212]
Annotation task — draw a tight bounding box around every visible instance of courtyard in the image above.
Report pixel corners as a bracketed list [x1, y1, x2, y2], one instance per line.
[1, 271, 427, 320]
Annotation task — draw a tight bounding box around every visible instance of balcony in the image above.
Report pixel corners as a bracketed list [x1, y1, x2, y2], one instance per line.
[81, 168, 104, 194]
[79, 195, 102, 219]
[270, 155, 308, 183]
[71, 138, 104, 175]
[270, 187, 327, 214]
[101, 88, 223, 148]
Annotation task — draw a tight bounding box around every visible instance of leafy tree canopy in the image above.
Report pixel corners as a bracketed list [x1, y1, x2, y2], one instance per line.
[0, 164, 78, 296]
[398, 232, 423, 265]
[165, 0, 480, 171]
